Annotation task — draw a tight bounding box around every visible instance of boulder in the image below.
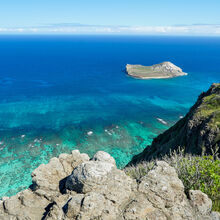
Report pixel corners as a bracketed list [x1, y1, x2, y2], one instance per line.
[65, 160, 115, 193]
[31, 157, 66, 195]
[189, 190, 212, 215]
[137, 161, 196, 219]
[2, 189, 49, 220]
[0, 151, 219, 220]
[31, 150, 90, 199]
[65, 159, 134, 204]
[92, 151, 116, 166]
[0, 150, 90, 219]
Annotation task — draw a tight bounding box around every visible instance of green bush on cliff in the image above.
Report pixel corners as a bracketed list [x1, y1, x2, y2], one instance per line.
[165, 149, 220, 212]
[195, 90, 220, 129]
[125, 147, 220, 211]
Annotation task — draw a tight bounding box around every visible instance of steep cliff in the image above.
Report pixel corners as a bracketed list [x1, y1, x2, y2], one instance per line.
[130, 83, 220, 163]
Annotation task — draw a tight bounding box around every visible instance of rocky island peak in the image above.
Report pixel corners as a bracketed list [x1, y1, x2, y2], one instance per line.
[126, 61, 187, 79]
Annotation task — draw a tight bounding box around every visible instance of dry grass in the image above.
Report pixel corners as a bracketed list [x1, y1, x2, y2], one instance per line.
[125, 146, 220, 211]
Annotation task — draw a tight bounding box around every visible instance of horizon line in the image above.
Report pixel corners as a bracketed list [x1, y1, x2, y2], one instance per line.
[0, 23, 220, 36]
[0, 34, 220, 37]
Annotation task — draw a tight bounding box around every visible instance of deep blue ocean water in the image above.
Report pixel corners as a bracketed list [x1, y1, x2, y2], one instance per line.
[0, 35, 219, 198]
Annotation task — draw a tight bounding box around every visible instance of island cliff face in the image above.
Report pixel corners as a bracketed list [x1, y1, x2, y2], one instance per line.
[130, 83, 220, 163]
[126, 61, 187, 79]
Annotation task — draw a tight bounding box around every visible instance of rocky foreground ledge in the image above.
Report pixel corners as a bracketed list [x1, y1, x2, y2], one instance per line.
[0, 150, 219, 220]
[126, 61, 187, 79]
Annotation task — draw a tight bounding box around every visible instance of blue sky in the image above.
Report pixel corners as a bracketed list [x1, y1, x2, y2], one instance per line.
[0, 0, 220, 35]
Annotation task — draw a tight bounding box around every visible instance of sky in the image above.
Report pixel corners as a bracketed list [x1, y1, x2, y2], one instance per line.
[0, 0, 220, 35]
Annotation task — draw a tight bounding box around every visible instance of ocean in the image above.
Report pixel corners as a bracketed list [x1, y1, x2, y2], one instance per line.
[0, 35, 219, 198]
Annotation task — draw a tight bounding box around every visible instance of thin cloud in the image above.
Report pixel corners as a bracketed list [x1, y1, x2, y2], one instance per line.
[0, 24, 220, 35]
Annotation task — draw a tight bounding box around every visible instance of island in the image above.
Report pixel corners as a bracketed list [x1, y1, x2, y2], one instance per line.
[126, 61, 187, 79]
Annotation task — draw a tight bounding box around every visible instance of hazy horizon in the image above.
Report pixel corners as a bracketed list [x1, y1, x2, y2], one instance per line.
[1, 0, 220, 36]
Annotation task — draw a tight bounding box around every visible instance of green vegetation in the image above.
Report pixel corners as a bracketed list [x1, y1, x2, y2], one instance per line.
[195, 84, 220, 129]
[125, 147, 220, 212]
[127, 65, 166, 78]
[130, 84, 220, 163]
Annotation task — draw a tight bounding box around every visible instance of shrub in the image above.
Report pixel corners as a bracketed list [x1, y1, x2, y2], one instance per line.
[125, 147, 220, 211]
[124, 161, 155, 182]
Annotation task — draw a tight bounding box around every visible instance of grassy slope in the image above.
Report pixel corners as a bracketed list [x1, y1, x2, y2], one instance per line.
[130, 83, 220, 163]
[127, 65, 171, 78]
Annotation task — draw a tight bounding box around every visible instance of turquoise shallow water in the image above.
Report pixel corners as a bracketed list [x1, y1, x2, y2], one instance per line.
[0, 35, 219, 198]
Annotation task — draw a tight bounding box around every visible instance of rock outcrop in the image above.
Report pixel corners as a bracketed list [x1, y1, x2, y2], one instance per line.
[126, 61, 187, 79]
[130, 83, 220, 163]
[0, 150, 219, 220]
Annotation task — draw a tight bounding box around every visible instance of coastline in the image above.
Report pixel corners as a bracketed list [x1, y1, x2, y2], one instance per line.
[127, 72, 188, 79]
[0, 36, 219, 205]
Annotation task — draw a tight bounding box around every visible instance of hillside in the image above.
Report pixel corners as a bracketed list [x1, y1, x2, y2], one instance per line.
[130, 83, 220, 163]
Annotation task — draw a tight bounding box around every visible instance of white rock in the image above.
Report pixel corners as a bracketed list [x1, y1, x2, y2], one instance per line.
[87, 131, 93, 136]
[92, 151, 116, 166]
